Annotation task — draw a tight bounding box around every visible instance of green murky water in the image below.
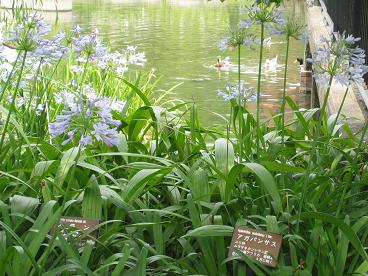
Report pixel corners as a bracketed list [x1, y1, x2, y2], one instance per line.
[61, 0, 310, 125]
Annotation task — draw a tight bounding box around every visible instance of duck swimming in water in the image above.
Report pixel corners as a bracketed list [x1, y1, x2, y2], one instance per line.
[264, 37, 272, 48]
[264, 55, 278, 72]
[0, 43, 17, 63]
[294, 57, 304, 70]
[214, 56, 231, 69]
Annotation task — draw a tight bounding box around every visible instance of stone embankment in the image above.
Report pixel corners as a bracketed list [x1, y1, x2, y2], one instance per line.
[307, 3, 368, 133]
[0, 0, 72, 11]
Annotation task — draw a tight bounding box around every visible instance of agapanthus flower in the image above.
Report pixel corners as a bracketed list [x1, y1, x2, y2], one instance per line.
[238, 18, 253, 30]
[8, 13, 51, 52]
[307, 32, 368, 87]
[71, 28, 106, 58]
[96, 46, 146, 75]
[218, 28, 256, 51]
[306, 0, 314, 7]
[218, 83, 257, 103]
[1, 14, 69, 68]
[35, 104, 45, 116]
[267, 17, 307, 42]
[246, 1, 285, 25]
[50, 86, 125, 147]
[0, 62, 13, 80]
[219, 36, 231, 51]
[71, 65, 84, 73]
[31, 36, 69, 63]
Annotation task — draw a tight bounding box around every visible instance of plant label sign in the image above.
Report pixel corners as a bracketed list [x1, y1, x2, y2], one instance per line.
[52, 216, 99, 247]
[228, 226, 282, 267]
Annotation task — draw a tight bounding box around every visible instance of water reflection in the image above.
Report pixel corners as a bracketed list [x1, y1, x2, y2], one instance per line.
[5, 0, 310, 126]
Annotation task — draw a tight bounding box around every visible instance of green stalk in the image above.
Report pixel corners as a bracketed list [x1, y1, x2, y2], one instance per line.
[335, 179, 348, 218]
[295, 158, 312, 232]
[256, 22, 265, 157]
[0, 51, 22, 102]
[281, 35, 290, 145]
[62, 146, 82, 206]
[317, 60, 336, 136]
[358, 120, 368, 150]
[25, 57, 43, 128]
[237, 44, 242, 163]
[330, 86, 349, 138]
[30, 57, 63, 139]
[0, 51, 27, 153]
[80, 53, 91, 85]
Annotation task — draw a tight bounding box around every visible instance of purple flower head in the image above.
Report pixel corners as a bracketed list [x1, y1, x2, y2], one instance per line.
[219, 36, 230, 51]
[95, 46, 146, 74]
[71, 29, 107, 58]
[50, 85, 124, 147]
[334, 73, 350, 86]
[218, 82, 257, 103]
[79, 135, 93, 146]
[238, 19, 253, 30]
[310, 31, 367, 86]
[8, 13, 51, 51]
[92, 122, 119, 147]
[72, 25, 83, 34]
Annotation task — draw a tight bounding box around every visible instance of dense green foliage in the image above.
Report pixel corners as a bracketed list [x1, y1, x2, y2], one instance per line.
[1, 1, 368, 275]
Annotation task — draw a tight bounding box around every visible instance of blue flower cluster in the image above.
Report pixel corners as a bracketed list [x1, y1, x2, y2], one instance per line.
[218, 1, 294, 52]
[306, 33, 368, 87]
[218, 83, 257, 103]
[0, 13, 148, 148]
[50, 85, 125, 147]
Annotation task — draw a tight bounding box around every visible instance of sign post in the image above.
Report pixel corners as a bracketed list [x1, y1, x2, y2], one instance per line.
[228, 226, 282, 268]
[52, 216, 99, 247]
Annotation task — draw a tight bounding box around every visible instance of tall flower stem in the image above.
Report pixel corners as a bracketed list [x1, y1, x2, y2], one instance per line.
[317, 60, 337, 136]
[358, 120, 368, 150]
[237, 44, 243, 163]
[0, 51, 28, 153]
[330, 86, 349, 137]
[281, 35, 290, 145]
[0, 52, 21, 103]
[296, 160, 311, 232]
[256, 22, 265, 157]
[62, 146, 82, 206]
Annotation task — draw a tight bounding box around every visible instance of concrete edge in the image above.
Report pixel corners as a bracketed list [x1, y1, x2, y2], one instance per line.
[307, 5, 366, 134]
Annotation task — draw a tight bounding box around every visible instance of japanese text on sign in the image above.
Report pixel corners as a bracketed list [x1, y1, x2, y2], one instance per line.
[52, 216, 99, 247]
[228, 226, 282, 267]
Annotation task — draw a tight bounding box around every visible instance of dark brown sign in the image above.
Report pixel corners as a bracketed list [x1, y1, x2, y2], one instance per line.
[52, 216, 99, 247]
[228, 226, 282, 267]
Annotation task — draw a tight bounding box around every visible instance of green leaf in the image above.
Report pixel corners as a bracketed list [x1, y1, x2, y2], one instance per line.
[136, 247, 148, 276]
[55, 147, 79, 187]
[183, 225, 234, 238]
[189, 168, 211, 202]
[82, 175, 102, 219]
[297, 212, 368, 262]
[10, 195, 39, 216]
[111, 245, 131, 276]
[215, 138, 234, 175]
[226, 163, 282, 213]
[260, 161, 304, 173]
[124, 168, 172, 202]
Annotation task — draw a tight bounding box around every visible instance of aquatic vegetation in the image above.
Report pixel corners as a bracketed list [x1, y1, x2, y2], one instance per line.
[0, 1, 368, 275]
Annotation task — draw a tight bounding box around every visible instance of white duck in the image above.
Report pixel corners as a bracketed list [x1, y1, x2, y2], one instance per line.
[264, 55, 278, 72]
[263, 37, 272, 48]
[0, 44, 17, 63]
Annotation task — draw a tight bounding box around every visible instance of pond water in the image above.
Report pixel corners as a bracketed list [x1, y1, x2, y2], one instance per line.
[59, 0, 310, 126]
